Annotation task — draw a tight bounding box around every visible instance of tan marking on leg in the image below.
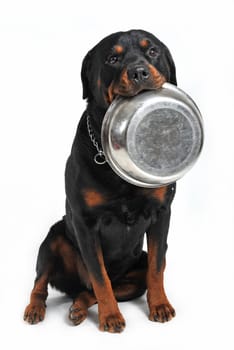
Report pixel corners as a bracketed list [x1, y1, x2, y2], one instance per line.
[50, 236, 91, 287]
[24, 273, 49, 324]
[113, 268, 146, 301]
[90, 247, 125, 333]
[146, 236, 175, 322]
[50, 236, 77, 274]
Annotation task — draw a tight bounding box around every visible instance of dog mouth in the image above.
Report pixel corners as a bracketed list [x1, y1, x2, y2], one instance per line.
[117, 86, 160, 97]
[107, 66, 166, 104]
[108, 85, 163, 104]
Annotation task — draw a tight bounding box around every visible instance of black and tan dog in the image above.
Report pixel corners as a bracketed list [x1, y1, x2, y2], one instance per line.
[24, 29, 177, 333]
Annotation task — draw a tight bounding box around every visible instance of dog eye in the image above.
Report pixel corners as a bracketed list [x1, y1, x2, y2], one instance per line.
[106, 55, 119, 65]
[148, 47, 158, 57]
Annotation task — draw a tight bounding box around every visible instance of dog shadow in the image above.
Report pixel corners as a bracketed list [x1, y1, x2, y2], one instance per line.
[46, 293, 148, 326]
[46, 294, 98, 327]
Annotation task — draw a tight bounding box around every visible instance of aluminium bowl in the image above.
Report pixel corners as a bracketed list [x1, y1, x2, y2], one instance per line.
[101, 82, 204, 188]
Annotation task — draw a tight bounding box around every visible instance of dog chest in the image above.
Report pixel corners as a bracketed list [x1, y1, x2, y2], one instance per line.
[99, 200, 151, 259]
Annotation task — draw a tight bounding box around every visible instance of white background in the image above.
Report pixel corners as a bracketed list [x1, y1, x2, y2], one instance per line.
[0, 0, 234, 349]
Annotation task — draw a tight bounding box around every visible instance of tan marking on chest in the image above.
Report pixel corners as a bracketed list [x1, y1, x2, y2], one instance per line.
[83, 189, 106, 207]
[152, 186, 168, 203]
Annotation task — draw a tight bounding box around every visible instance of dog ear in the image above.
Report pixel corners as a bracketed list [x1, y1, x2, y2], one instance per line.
[164, 47, 177, 86]
[81, 50, 93, 100]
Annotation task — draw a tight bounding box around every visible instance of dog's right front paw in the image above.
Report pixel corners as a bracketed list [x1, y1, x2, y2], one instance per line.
[24, 302, 46, 324]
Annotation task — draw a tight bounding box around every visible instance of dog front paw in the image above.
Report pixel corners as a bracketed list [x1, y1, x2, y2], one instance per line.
[99, 312, 126, 333]
[69, 305, 88, 326]
[24, 302, 46, 324]
[149, 302, 175, 323]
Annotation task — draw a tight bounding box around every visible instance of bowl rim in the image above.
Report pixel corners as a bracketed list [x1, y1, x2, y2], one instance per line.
[101, 83, 204, 188]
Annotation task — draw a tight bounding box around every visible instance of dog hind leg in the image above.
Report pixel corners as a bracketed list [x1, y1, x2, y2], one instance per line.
[24, 219, 72, 324]
[24, 270, 49, 324]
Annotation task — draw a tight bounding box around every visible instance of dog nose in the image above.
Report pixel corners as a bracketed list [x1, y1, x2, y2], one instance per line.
[128, 66, 150, 84]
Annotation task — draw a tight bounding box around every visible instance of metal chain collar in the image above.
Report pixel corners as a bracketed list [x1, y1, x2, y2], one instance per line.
[86, 115, 106, 165]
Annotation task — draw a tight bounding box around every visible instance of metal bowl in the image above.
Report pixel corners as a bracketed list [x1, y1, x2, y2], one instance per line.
[101, 82, 204, 188]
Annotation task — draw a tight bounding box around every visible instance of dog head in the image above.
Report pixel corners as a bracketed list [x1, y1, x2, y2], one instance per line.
[81, 30, 177, 109]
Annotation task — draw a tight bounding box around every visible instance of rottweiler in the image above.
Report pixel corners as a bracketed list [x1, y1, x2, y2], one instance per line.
[24, 29, 177, 333]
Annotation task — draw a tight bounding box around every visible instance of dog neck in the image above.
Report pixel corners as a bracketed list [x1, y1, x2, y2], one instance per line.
[85, 101, 110, 165]
[86, 114, 106, 165]
[86, 102, 108, 142]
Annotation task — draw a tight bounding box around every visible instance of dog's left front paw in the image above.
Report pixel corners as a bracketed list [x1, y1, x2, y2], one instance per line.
[99, 312, 126, 333]
[149, 302, 175, 323]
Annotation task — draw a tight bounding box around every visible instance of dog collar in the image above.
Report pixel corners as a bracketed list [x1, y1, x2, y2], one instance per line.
[86, 115, 106, 165]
